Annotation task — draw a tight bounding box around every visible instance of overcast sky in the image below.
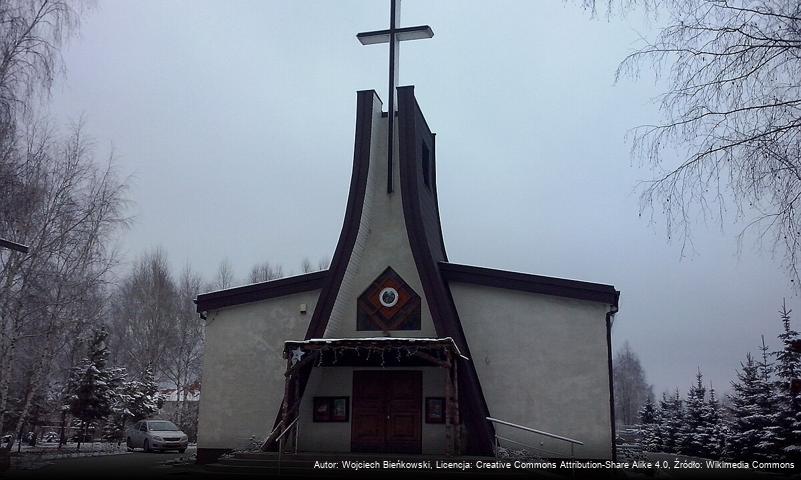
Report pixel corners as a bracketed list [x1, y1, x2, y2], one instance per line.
[47, 0, 797, 396]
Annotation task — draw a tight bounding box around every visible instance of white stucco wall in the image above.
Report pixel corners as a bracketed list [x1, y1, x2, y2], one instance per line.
[297, 96, 446, 454]
[297, 367, 447, 454]
[198, 94, 444, 453]
[197, 290, 320, 449]
[324, 96, 436, 339]
[451, 282, 613, 459]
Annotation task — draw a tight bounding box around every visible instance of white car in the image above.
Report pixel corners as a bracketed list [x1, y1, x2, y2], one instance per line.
[126, 420, 188, 453]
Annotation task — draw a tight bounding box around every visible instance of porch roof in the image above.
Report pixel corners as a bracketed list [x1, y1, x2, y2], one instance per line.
[282, 337, 467, 369]
[284, 336, 463, 356]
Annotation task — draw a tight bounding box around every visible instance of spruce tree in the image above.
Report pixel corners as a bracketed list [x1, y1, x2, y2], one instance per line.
[106, 365, 164, 444]
[727, 352, 777, 460]
[638, 397, 660, 452]
[639, 397, 656, 424]
[773, 300, 801, 459]
[659, 389, 684, 453]
[705, 385, 726, 459]
[65, 327, 124, 450]
[679, 369, 710, 457]
[758, 336, 782, 458]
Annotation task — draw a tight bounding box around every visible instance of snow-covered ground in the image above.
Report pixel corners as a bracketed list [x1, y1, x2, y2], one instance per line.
[7, 442, 197, 471]
[7, 442, 129, 470]
[11, 441, 127, 456]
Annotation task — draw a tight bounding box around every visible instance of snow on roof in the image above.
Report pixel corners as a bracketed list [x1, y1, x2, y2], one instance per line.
[284, 337, 465, 358]
[197, 270, 326, 297]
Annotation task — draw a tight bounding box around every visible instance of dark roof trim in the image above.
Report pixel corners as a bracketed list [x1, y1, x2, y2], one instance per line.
[266, 90, 379, 444]
[397, 86, 495, 456]
[304, 90, 377, 338]
[195, 270, 327, 313]
[439, 262, 620, 308]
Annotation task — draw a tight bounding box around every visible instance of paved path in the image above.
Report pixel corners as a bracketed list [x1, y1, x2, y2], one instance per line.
[6, 448, 195, 478]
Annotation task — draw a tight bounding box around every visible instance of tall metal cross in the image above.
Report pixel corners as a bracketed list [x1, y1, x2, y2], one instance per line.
[357, 0, 433, 194]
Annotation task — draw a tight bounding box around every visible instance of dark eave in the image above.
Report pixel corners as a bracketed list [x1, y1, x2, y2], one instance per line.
[439, 262, 620, 308]
[195, 270, 327, 313]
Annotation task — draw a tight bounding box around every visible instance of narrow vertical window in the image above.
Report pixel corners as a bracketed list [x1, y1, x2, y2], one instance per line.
[422, 141, 430, 188]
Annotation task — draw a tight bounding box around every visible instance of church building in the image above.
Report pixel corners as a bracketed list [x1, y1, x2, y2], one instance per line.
[194, 4, 620, 464]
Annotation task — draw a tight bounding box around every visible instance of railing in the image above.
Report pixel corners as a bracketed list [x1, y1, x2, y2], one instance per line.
[276, 416, 299, 475]
[261, 422, 282, 450]
[486, 417, 583, 460]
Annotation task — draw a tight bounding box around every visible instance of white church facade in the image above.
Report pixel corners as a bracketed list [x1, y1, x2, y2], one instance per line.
[194, 86, 620, 463]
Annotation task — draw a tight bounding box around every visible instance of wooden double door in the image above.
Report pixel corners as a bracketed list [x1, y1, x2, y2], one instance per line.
[351, 370, 422, 454]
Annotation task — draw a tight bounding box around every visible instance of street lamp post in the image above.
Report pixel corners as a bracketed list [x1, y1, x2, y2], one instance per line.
[0, 238, 28, 254]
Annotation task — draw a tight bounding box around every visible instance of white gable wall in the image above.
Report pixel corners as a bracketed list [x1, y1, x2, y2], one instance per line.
[197, 290, 320, 449]
[323, 97, 436, 339]
[450, 282, 613, 459]
[298, 96, 443, 454]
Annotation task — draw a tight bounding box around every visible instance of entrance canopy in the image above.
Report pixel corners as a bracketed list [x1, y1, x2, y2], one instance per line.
[283, 337, 466, 369]
[268, 337, 466, 455]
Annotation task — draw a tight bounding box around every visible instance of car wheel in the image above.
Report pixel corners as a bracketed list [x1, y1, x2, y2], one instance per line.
[143, 439, 151, 453]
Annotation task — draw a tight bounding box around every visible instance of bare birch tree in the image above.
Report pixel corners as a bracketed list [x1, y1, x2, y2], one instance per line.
[108, 248, 178, 379]
[578, 1, 801, 284]
[0, 121, 127, 437]
[248, 261, 283, 283]
[0, 0, 84, 132]
[613, 341, 654, 425]
[301, 257, 330, 273]
[211, 258, 235, 291]
[161, 264, 204, 432]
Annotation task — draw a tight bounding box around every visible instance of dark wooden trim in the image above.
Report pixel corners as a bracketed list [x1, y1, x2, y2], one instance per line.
[194, 270, 327, 313]
[305, 90, 377, 339]
[607, 310, 617, 461]
[439, 262, 620, 308]
[431, 133, 448, 262]
[397, 86, 495, 456]
[265, 90, 379, 445]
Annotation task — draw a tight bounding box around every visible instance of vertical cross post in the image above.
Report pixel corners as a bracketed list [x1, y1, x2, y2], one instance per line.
[357, 0, 433, 194]
[386, 0, 400, 194]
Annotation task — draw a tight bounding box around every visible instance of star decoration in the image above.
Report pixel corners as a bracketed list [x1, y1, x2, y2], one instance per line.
[290, 347, 305, 365]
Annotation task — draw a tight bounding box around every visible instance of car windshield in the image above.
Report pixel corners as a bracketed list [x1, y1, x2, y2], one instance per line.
[148, 421, 179, 431]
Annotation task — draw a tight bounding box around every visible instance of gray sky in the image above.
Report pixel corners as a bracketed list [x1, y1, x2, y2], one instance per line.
[48, 0, 797, 396]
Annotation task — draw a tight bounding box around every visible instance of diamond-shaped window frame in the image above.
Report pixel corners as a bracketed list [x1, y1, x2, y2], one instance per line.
[357, 267, 421, 331]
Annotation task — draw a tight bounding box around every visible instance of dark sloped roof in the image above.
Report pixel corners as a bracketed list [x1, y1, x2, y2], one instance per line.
[439, 262, 620, 308]
[195, 270, 327, 312]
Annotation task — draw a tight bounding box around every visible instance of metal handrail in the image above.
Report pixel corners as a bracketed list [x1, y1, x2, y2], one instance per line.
[495, 434, 564, 458]
[260, 418, 290, 451]
[262, 422, 282, 447]
[277, 417, 299, 476]
[487, 417, 583, 445]
[275, 417, 298, 443]
[487, 417, 583, 461]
